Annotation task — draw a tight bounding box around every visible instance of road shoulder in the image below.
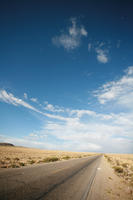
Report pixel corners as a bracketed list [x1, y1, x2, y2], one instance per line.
[88, 156, 133, 200]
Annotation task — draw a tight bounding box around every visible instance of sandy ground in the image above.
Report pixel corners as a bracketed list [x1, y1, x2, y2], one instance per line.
[105, 154, 133, 187]
[88, 156, 133, 200]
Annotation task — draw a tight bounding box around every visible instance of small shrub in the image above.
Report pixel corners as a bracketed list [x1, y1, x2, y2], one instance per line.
[84, 154, 90, 157]
[0, 160, 5, 164]
[1, 165, 7, 168]
[78, 156, 82, 158]
[123, 170, 128, 176]
[5, 157, 10, 160]
[107, 157, 112, 162]
[19, 162, 25, 166]
[37, 160, 42, 163]
[130, 182, 133, 187]
[116, 159, 120, 166]
[43, 157, 59, 163]
[28, 160, 35, 164]
[130, 166, 133, 171]
[129, 173, 133, 177]
[14, 157, 20, 161]
[122, 163, 128, 168]
[107, 190, 111, 194]
[62, 156, 71, 160]
[11, 164, 19, 168]
[113, 166, 123, 173]
[105, 156, 112, 163]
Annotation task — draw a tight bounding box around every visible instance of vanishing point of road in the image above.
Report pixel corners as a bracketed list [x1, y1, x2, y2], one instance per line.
[0, 155, 102, 200]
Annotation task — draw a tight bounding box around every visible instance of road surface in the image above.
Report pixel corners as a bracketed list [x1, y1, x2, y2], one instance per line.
[0, 155, 102, 200]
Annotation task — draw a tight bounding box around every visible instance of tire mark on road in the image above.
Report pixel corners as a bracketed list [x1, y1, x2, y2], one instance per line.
[35, 156, 100, 200]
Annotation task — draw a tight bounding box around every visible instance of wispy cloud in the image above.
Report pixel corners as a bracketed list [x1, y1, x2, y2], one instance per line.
[24, 93, 28, 99]
[24, 92, 38, 103]
[70, 109, 96, 118]
[0, 134, 55, 149]
[30, 97, 38, 103]
[27, 109, 133, 152]
[88, 41, 109, 63]
[88, 43, 92, 51]
[0, 90, 69, 121]
[96, 48, 108, 63]
[94, 66, 133, 107]
[44, 101, 64, 113]
[52, 18, 87, 51]
[0, 90, 38, 112]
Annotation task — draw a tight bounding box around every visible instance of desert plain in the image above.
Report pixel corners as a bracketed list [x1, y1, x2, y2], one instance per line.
[0, 145, 95, 168]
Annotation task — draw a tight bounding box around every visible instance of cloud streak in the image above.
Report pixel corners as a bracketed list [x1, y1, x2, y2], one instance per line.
[0, 90, 69, 121]
[0, 90, 38, 112]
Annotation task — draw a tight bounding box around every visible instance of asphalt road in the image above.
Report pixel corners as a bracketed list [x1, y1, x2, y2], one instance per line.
[0, 155, 102, 200]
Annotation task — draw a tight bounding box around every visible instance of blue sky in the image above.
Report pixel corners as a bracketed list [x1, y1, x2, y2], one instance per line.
[0, 0, 133, 153]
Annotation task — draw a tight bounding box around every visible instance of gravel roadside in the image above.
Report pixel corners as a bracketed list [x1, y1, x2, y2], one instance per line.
[88, 156, 133, 200]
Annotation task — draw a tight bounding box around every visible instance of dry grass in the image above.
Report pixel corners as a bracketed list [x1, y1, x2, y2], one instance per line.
[104, 154, 133, 187]
[0, 146, 96, 168]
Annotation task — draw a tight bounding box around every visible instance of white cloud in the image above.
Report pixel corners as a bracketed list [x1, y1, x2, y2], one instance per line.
[29, 133, 38, 137]
[36, 111, 133, 153]
[52, 35, 80, 50]
[0, 90, 38, 112]
[95, 66, 133, 108]
[1, 131, 132, 153]
[44, 101, 48, 104]
[80, 26, 88, 36]
[0, 133, 101, 152]
[44, 104, 56, 112]
[52, 18, 87, 51]
[88, 43, 92, 51]
[0, 90, 69, 121]
[125, 66, 133, 75]
[68, 18, 78, 36]
[25, 100, 133, 152]
[96, 48, 108, 63]
[70, 109, 96, 118]
[87, 41, 109, 63]
[44, 101, 65, 113]
[0, 134, 57, 150]
[30, 98, 38, 103]
[24, 93, 28, 99]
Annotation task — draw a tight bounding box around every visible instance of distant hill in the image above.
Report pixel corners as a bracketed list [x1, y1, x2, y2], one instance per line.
[0, 143, 14, 147]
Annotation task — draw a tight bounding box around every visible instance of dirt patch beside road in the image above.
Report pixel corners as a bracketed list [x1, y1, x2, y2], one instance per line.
[88, 156, 133, 200]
